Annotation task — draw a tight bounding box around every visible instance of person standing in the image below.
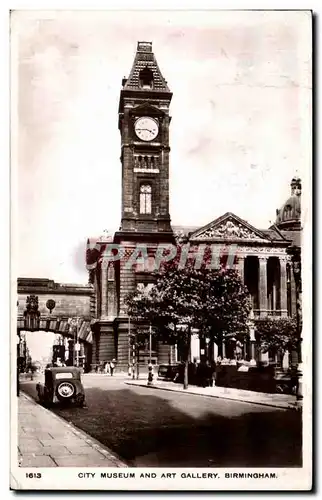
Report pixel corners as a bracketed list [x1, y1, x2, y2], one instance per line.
[110, 359, 115, 376]
[211, 360, 217, 387]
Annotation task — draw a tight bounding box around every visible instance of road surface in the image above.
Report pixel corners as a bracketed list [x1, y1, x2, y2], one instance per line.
[20, 374, 302, 467]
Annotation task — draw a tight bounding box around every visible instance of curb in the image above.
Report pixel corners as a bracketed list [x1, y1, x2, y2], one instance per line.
[125, 381, 299, 411]
[20, 392, 129, 467]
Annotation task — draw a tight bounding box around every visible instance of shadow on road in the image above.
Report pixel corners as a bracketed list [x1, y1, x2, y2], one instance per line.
[20, 381, 302, 468]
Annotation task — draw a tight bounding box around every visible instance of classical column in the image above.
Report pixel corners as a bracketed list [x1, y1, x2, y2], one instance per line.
[279, 256, 288, 317]
[249, 343, 256, 365]
[213, 342, 218, 361]
[190, 333, 200, 361]
[272, 282, 277, 312]
[222, 341, 226, 359]
[237, 255, 245, 284]
[258, 256, 268, 316]
[168, 345, 176, 365]
[174, 344, 178, 364]
[107, 264, 117, 318]
[101, 263, 108, 318]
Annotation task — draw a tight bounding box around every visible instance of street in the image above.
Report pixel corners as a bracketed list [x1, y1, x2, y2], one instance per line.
[20, 375, 302, 468]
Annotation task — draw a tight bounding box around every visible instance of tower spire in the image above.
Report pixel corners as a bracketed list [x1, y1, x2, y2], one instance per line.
[122, 41, 170, 92]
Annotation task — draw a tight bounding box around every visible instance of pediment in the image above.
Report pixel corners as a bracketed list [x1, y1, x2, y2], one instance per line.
[130, 102, 165, 117]
[189, 213, 271, 243]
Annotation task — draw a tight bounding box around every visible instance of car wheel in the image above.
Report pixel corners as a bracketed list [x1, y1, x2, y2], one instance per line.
[56, 381, 75, 401]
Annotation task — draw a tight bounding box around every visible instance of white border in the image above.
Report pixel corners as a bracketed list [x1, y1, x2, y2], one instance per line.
[5, 2, 315, 494]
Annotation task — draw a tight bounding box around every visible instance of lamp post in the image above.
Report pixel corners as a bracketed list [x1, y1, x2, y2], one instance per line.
[128, 317, 132, 377]
[287, 245, 302, 402]
[147, 324, 154, 386]
[74, 318, 80, 367]
[149, 323, 152, 364]
[205, 337, 210, 362]
[69, 316, 80, 367]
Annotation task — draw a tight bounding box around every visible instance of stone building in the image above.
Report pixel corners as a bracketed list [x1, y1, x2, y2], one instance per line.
[87, 42, 302, 370]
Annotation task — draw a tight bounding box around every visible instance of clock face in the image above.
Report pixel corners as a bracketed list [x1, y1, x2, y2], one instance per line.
[134, 117, 159, 141]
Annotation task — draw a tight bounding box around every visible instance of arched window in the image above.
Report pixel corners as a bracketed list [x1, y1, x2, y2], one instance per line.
[284, 204, 293, 219]
[139, 67, 153, 89]
[140, 184, 152, 214]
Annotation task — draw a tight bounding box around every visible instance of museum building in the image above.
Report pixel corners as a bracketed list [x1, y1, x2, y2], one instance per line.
[86, 42, 302, 370]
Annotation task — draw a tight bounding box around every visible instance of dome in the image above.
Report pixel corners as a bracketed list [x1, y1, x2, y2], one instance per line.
[275, 177, 301, 230]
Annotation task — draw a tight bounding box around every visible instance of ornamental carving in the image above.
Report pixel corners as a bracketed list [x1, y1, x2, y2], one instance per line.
[236, 246, 287, 256]
[24, 295, 40, 330]
[174, 230, 188, 244]
[98, 229, 113, 242]
[25, 295, 39, 312]
[195, 219, 266, 241]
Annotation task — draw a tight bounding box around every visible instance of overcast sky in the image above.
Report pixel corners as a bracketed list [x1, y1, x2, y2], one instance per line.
[12, 10, 311, 284]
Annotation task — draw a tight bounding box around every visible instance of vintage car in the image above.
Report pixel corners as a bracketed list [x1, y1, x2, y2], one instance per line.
[36, 367, 86, 407]
[157, 363, 180, 381]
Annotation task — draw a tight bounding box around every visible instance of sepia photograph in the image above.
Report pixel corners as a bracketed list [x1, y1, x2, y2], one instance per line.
[10, 8, 312, 491]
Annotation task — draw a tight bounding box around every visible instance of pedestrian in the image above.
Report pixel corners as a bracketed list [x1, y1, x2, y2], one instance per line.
[104, 361, 110, 375]
[205, 360, 213, 387]
[110, 359, 115, 376]
[211, 360, 217, 386]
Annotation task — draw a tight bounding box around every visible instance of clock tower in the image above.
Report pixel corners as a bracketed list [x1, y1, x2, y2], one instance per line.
[118, 41, 173, 234]
[89, 43, 175, 372]
[104, 42, 175, 369]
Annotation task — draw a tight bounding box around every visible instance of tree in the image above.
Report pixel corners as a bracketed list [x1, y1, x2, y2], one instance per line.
[126, 265, 251, 389]
[255, 317, 297, 366]
[198, 268, 251, 347]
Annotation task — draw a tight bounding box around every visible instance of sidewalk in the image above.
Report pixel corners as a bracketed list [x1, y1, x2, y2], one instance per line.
[18, 393, 127, 467]
[125, 379, 300, 410]
[85, 371, 135, 378]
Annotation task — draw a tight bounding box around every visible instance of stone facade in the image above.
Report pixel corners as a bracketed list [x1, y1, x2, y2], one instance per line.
[87, 42, 302, 370]
[17, 278, 93, 335]
[17, 278, 94, 369]
[89, 42, 175, 369]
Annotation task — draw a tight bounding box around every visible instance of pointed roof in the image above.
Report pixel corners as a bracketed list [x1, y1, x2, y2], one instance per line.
[189, 212, 287, 243]
[122, 41, 171, 93]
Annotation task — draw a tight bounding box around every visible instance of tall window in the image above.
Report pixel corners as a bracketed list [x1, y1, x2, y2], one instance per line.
[140, 184, 152, 214]
[139, 67, 153, 89]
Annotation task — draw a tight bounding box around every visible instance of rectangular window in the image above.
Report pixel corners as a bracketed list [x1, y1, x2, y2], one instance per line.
[140, 184, 152, 214]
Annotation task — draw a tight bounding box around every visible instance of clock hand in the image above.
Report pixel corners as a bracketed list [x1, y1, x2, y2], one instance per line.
[137, 128, 155, 134]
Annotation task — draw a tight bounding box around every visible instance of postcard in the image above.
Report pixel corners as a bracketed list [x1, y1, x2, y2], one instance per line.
[10, 8, 312, 491]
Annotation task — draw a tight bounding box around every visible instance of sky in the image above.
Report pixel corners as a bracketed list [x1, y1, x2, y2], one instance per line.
[12, 10, 311, 284]
[25, 330, 56, 363]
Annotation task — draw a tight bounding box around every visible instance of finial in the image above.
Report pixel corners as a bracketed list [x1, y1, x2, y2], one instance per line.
[291, 177, 301, 196]
[137, 41, 152, 53]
